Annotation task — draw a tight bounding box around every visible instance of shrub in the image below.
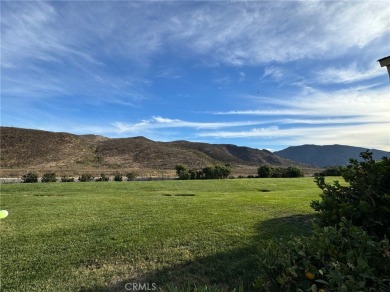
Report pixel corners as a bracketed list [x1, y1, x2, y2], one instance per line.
[202, 165, 232, 179]
[258, 165, 273, 178]
[311, 151, 390, 239]
[21, 172, 38, 183]
[96, 173, 109, 181]
[253, 151, 390, 291]
[175, 164, 187, 178]
[41, 172, 57, 183]
[254, 218, 390, 291]
[175, 164, 231, 180]
[188, 169, 200, 180]
[271, 167, 283, 178]
[179, 170, 191, 180]
[125, 172, 137, 181]
[61, 175, 74, 182]
[283, 166, 305, 178]
[78, 174, 94, 182]
[114, 172, 123, 181]
[315, 166, 344, 177]
[258, 166, 305, 178]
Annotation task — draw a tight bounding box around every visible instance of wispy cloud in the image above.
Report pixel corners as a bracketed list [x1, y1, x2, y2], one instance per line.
[316, 63, 384, 84]
[1, 1, 153, 106]
[168, 1, 390, 65]
[262, 66, 284, 81]
[3, 1, 389, 101]
[216, 86, 389, 120]
[112, 116, 269, 134]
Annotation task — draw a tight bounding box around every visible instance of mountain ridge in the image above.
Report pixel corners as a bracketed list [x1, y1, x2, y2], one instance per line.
[275, 144, 389, 167]
[0, 127, 304, 176]
[3, 127, 386, 175]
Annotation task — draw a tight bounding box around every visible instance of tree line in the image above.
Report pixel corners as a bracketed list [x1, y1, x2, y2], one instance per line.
[175, 164, 232, 180]
[257, 165, 305, 178]
[20, 172, 137, 183]
[20, 164, 308, 183]
[176, 164, 305, 180]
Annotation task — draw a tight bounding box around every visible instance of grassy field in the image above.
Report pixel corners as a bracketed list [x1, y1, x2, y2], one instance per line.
[0, 178, 327, 291]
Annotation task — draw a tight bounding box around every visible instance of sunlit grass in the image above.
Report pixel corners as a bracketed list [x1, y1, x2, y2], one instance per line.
[0, 178, 327, 291]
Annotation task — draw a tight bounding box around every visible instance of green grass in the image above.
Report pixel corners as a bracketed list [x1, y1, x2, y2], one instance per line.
[0, 178, 327, 291]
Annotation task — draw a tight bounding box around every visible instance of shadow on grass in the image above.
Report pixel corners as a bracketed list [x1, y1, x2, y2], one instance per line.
[161, 194, 196, 197]
[80, 214, 316, 292]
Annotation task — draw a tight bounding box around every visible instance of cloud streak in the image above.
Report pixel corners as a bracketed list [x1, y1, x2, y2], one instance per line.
[315, 63, 384, 84]
[112, 117, 270, 134]
[215, 86, 389, 121]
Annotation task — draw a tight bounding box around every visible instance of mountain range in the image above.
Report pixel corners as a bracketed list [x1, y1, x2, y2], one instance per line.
[0, 127, 302, 176]
[1, 127, 387, 176]
[275, 144, 389, 167]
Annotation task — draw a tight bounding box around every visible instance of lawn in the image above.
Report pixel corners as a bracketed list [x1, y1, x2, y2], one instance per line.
[0, 178, 326, 291]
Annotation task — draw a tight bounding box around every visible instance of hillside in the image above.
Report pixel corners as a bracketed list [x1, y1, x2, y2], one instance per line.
[275, 144, 389, 167]
[168, 141, 289, 166]
[0, 127, 302, 176]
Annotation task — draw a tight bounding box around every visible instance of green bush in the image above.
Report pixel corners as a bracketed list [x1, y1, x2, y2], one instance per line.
[114, 172, 123, 181]
[96, 173, 109, 181]
[178, 170, 191, 180]
[21, 172, 38, 183]
[257, 166, 305, 178]
[311, 151, 390, 239]
[315, 166, 344, 177]
[258, 165, 273, 178]
[199, 165, 232, 179]
[175, 164, 231, 180]
[283, 166, 305, 178]
[78, 174, 94, 182]
[175, 164, 188, 178]
[254, 151, 390, 291]
[254, 219, 390, 291]
[271, 167, 284, 178]
[60, 175, 74, 182]
[125, 172, 137, 181]
[41, 172, 57, 183]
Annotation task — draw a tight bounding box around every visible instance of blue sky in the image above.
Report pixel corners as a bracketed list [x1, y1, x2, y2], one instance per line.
[1, 0, 389, 151]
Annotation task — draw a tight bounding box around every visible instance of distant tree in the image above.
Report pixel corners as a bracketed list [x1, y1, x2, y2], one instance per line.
[125, 172, 137, 181]
[96, 173, 109, 181]
[41, 172, 57, 183]
[271, 167, 283, 178]
[258, 165, 273, 178]
[188, 169, 198, 180]
[202, 165, 231, 179]
[175, 164, 187, 177]
[175, 164, 231, 180]
[283, 166, 304, 178]
[180, 170, 191, 180]
[218, 164, 232, 179]
[79, 174, 94, 182]
[61, 175, 74, 182]
[202, 166, 215, 179]
[114, 172, 123, 181]
[21, 172, 38, 183]
[316, 166, 344, 176]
